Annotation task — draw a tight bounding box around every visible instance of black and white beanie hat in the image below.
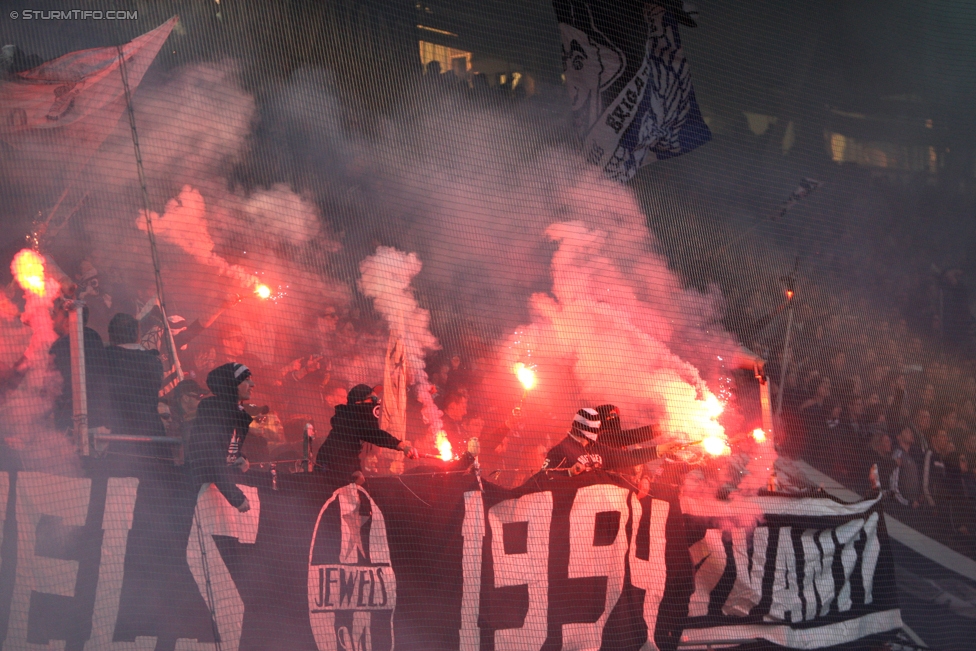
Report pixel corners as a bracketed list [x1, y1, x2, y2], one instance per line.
[571, 407, 601, 441]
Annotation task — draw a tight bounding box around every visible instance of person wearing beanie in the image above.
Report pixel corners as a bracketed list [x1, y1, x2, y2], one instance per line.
[187, 362, 256, 512]
[594, 404, 658, 449]
[315, 383, 418, 488]
[542, 407, 683, 477]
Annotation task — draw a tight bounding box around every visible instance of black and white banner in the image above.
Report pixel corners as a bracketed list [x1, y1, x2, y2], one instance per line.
[0, 468, 899, 651]
[681, 496, 901, 649]
[552, 0, 712, 182]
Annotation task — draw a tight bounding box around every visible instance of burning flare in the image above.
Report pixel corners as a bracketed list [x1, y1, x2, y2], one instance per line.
[514, 362, 537, 391]
[701, 435, 730, 457]
[752, 428, 767, 443]
[687, 393, 730, 457]
[434, 431, 453, 461]
[255, 284, 272, 299]
[12, 250, 47, 297]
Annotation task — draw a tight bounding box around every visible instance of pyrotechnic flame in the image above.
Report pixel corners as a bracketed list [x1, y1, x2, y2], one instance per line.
[514, 362, 537, 391]
[701, 435, 730, 457]
[678, 392, 730, 458]
[702, 394, 723, 419]
[255, 284, 272, 299]
[12, 250, 46, 297]
[752, 428, 767, 443]
[435, 431, 453, 461]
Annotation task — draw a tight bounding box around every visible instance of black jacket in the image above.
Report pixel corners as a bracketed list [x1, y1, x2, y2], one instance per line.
[50, 327, 110, 430]
[543, 433, 659, 474]
[187, 366, 252, 507]
[104, 345, 165, 438]
[315, 403, 401, 484]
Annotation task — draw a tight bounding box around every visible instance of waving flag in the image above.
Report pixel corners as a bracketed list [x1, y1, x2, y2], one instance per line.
[381, 332, 408, 441]
[0, 17, 177, 165]
[553, 0, 711, 182]
[776, 177, 825, 220]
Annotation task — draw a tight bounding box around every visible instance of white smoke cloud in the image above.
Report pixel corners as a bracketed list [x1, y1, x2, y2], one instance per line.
[137, 186, 259, 289]
[359, 247, 443, 441]
[2, 57, 768, 498]
[498, 219, 733, 444]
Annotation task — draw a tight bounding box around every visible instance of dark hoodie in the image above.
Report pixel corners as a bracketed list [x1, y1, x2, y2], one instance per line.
[315, 402, 402, 486]
[187, 363, 252, 507]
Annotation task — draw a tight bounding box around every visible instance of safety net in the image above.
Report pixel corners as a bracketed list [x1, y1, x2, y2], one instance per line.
[1, 2, 975, 650]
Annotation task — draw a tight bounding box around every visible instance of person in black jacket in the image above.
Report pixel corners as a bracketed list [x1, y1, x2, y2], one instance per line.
[104, 313, 166, 438]
[188, 363, 255, 512]
[542, 407, 683, 476]
[49, 301, 110, 432]
[594, 403, 657, 448]
[315, 384, 418, 487]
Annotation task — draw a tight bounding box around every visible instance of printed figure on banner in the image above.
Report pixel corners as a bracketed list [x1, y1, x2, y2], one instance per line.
[309, 484, 397, 651]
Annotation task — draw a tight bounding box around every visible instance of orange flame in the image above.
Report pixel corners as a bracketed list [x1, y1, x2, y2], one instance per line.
[12, 249, 46, 297]
[752, 428, 767, 443]
[255, 284, 272, 299]
[514, 362, 537, 391]
[435, 431, 453, 461]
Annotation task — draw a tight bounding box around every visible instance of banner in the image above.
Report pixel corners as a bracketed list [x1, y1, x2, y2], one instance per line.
[0, 468, 900, 651]
[0, 17, 178, 236]
[0, 17, 176, 138]
[552, 0, 711, 182]
[0, 17, 177, 155]
[681, 496, 901, 649]
[380, 333, 408, 440]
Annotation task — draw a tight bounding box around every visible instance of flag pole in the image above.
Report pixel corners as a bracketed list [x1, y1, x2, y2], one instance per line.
[116, 42, 183, 385]
[774, 258, 800, 419]
[68, 299, 90, 456]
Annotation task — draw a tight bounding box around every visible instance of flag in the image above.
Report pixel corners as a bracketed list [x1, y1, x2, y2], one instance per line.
[553, 0, 711, 182]
[136, 295, 186, 398]
[381, 332, 408, 441]
[776, 177, 824, 220]
[0, 16, 177, 157]
[0, 17, 177, 236]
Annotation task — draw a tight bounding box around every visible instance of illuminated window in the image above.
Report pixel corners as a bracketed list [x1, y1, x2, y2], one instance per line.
[827, 131, 934, 173]
[830, 132, 846, 162]
[419, 40, 471, 75]
[744, 112, 777, 136]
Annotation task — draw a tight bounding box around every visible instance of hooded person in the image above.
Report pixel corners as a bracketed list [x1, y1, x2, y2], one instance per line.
[542, 407, 682, 477]
[187, 362, 255, 512]
[314, 383, 418, 488]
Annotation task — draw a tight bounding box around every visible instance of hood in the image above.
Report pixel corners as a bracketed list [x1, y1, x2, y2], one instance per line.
[206, 362, 251, 401]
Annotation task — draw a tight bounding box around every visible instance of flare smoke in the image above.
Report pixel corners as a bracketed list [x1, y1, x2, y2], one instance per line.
[359, 247, 443, 440]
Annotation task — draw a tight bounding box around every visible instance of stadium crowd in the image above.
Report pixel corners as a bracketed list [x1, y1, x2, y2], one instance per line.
[754, 267, 976, 557]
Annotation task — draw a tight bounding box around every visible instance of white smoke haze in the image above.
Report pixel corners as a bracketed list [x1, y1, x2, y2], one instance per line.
[137, 186, 259, 289]
[359, 247, 443, 441]
[500, 218, 735, 444]
[16, 62, 369, 386]
[98, 61, 255, 203]
[3, 56, 771, 503]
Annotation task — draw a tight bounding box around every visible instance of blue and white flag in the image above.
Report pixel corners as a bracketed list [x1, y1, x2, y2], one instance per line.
[553, 0, 711, 181]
